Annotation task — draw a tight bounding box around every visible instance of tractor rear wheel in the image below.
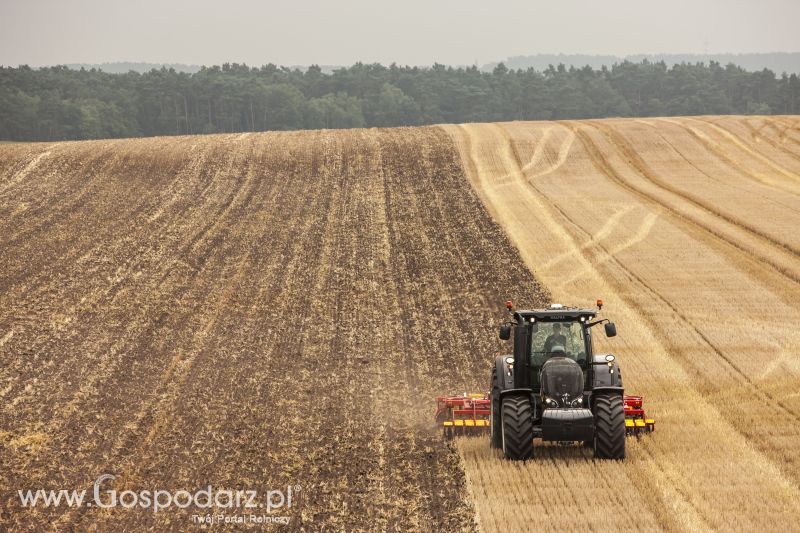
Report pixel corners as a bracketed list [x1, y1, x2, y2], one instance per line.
[501, 395, 534, 460]
[593, 393, 625, 459]
[490, 366, 502, 449]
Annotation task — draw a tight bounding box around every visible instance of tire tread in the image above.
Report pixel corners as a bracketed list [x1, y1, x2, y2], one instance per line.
[594, 393, 625, 460]
[502, 395, 534, 460]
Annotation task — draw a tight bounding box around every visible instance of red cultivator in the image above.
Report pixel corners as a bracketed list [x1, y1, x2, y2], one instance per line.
[624, 395, 655, 435]
[435, 393, 491, 439]
[435, 392, 655, 439]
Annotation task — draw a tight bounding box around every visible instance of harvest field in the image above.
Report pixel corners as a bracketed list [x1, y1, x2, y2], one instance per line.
[445, 116, 800, 531]
[1, 116, 799, 531]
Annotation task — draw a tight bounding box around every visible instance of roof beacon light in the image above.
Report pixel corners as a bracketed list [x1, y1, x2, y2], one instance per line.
[505, 300, 514, 310]
[597, 299, 604, 310]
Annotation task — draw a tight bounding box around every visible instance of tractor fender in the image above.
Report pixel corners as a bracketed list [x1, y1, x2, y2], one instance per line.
[494, 355, 515, 392]
[498, 387, 534, 398]
[592, 354, 623, 389]
[490, 356, 524, 449]
[592, 386, 625, 396]
[496, 388, 537, 424]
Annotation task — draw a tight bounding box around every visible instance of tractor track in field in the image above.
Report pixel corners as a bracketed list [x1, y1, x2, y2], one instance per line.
[657, 117, 800, 196]
[581, 121, 800, 279]
[522, 124, 799, 408]
[647, 121, 800, 215]
[694, 118, 800, 184]
[568, 123, 800, 296]
[570, 124, 800, 301]
[735, 117, 800, 163]
[597, 119, 800, 223]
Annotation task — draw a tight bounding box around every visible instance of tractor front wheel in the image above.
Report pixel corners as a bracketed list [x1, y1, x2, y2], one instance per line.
[593, 393, 625, 459]
[501, 395, 534, 460]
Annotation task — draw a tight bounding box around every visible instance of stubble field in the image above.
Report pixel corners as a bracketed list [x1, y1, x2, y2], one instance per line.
[445, 115, 800, 531]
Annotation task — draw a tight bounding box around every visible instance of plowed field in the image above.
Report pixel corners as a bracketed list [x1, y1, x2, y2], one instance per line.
[0, 128, 545, 530]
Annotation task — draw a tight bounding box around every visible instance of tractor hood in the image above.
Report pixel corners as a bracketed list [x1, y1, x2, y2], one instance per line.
[540, 357, 584, 404]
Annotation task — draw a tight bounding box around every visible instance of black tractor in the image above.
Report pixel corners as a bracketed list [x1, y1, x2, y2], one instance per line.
[490, 300, 625, 460]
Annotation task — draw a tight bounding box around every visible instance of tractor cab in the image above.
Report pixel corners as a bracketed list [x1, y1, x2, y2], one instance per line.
[498, 302, 618, 395]
[530, 317, 590, 388]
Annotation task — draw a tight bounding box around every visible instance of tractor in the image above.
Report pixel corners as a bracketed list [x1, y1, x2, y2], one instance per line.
[486, 300, 653, 460]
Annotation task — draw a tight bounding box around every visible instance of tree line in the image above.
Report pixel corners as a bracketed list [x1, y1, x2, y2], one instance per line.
[1, 60, 798, 141]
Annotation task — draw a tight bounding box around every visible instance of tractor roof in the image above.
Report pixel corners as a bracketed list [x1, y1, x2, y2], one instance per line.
[513, 304, 597, 321]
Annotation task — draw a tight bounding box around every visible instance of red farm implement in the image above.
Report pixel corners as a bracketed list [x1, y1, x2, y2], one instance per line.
[435, 393, 491, 439]
[623, 395, 655, 435]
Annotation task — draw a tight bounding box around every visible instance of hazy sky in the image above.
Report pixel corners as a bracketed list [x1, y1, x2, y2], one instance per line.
[2, 0, 799, 67]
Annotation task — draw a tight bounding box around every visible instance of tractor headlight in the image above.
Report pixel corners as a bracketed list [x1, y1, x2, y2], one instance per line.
[544, 397, 559, 408]
[571, 397, 583, 407]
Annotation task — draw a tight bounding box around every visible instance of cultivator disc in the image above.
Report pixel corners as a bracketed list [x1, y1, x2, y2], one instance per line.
[624, 395, 655, 436]
[435, 393, 491, 439]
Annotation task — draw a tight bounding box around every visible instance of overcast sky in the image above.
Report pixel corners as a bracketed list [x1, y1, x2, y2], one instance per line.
[2, 0, 799, 67]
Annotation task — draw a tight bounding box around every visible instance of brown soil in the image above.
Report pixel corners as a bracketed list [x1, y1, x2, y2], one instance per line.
[0, 127, 546, 531]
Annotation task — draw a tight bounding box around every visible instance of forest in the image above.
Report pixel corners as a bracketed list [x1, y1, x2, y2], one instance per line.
[1, 60, 798, 141]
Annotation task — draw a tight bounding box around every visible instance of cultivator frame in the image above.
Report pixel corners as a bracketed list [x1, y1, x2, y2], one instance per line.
[623, 395, 655, 435]
[435, 393, 655, 439]
[435, 393, 490, 439]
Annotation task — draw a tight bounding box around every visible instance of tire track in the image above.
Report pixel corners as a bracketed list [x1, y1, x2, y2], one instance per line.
[636, 119, 800, 215]
[771, 118, 800, 145]
[702, 116, 800, 171]
[589, 120, 800, 257]
[734, 117, 800, 164]
[656, 117, 800, 196]
[699, 117, 800, 181]
[679, 117, 800, 185]
[571, 122, 800, 287]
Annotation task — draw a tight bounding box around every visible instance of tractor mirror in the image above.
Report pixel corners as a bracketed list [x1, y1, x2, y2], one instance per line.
[499, 324, 511, 340]
[604, 322, 617, 338]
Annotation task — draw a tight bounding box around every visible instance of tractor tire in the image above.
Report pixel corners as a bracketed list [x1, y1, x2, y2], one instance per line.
[501, 395, 534, 460]
[490, 366, 502, 449]
[593, 393, 625, 460]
